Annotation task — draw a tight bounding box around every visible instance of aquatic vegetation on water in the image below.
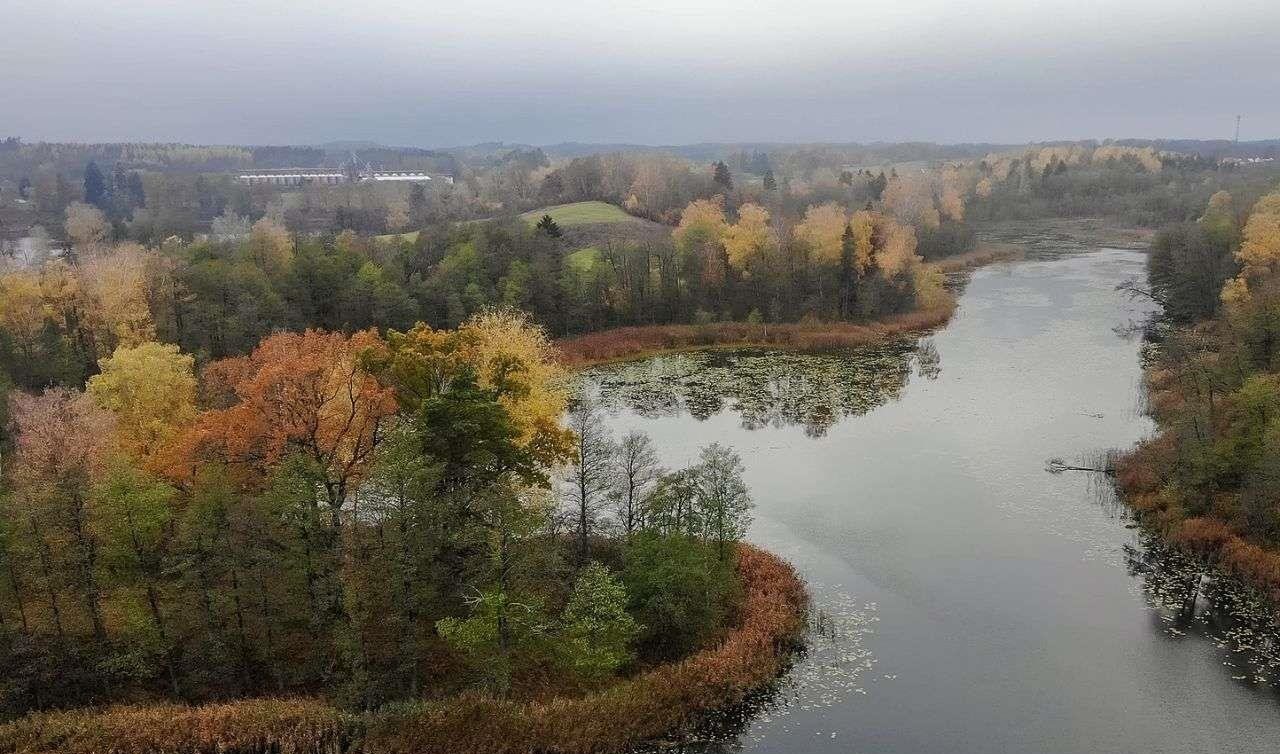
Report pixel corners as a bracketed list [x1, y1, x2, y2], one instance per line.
[579, 342, 928, 436]
[631, 585, 881, 753]
[1125, 533, 1280, 690]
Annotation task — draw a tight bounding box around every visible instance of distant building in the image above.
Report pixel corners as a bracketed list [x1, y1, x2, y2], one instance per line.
[237, 169, 346, 186]
[238, 155, 453, 186]
[1220, 156, 1276, 167]
[367, 170, 437, 183]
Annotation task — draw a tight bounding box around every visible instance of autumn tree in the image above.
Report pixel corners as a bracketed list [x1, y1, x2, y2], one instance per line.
[77, 243, 157, 352]
[177, 329, 395, 515]
[882, 173, 941, 229]
[244, 218, 293, 277]
[673, 198, 727, 262]
[372, 309, 573, 461]
[722, 203, 773, 273]
[87, 341, 197, 462]
[1236, 193, 1280, 281]
[794, 202, 847, 265]
[6, 389, 117, 645]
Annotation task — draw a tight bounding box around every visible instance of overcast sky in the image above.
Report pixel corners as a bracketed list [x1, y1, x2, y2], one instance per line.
[3, 0, 1277, 147]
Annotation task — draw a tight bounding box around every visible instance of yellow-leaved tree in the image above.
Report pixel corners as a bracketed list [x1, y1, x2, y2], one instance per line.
[882, 173, 941, 229]
[78, 243, 156, 351]
[87, 341, 198, 462]
[0, 268, 46, 362]
[371, 309, 573, 462]
[1222, 192, 1280, 311]
[672, 197, 727, 254]
[794, 202, 848, 265]
[245, 217, 294, 276]
[1236, 193, 1280, 277]
[722, 203, 774, 273]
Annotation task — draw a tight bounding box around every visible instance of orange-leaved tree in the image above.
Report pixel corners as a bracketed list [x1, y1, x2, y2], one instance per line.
[169, 328, 397, 524]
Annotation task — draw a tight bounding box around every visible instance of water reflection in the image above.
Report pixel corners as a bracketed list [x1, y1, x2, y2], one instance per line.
[590, 250, 1280, 753]
[580, 341, 930, 437]
[1125, 533, 1280, 691]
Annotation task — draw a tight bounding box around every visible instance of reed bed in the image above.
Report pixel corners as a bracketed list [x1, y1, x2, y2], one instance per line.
[556, 304, 956, 368]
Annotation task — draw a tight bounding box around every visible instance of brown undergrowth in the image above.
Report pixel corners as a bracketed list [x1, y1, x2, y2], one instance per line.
[0, 544, 807, 754]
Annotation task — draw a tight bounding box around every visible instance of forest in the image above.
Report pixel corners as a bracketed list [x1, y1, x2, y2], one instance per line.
[0, 306, 766, 718]
[1118, 187, 1280, 598]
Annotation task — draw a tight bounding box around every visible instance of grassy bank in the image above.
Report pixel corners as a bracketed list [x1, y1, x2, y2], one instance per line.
[0, 544, 806, 754]
[929, 241, 1024, 273]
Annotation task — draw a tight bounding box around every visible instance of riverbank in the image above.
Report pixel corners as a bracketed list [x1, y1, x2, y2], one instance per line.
[1117, 442, 1280, 604]
[0, 544, 807, 754]
[556, 244, 1019, 368]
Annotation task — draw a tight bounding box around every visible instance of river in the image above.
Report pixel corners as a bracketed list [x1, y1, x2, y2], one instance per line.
[581, 248, 1280, 754]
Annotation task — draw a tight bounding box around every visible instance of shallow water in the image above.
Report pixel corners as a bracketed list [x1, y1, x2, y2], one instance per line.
[583, 249, 1280, 754]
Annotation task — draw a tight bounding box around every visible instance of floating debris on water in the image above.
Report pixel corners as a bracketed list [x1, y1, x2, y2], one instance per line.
[1125, 533, 1280, 690]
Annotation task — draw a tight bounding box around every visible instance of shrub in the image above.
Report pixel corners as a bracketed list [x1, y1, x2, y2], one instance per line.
[622, 534, 739, 662]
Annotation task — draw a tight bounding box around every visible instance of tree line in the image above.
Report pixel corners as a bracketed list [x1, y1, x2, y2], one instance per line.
[1118, 186, 1280, 577]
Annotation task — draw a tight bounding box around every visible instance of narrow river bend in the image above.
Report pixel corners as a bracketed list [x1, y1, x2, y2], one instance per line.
[582, 249, 1280, 754]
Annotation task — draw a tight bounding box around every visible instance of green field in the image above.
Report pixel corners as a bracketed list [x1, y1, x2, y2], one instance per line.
[519, 201, 638, 227]
[565, 246, 602, 272]
[374, 202, 639, 244]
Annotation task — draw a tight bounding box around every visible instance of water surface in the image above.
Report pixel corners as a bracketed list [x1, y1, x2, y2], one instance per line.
[584, 249, 1280, 754]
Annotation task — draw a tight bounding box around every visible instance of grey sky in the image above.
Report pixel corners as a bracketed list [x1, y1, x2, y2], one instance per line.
[2, 0, 1277, 146]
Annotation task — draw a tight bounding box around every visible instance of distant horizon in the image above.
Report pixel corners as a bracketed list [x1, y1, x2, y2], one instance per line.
[6, 134, 1279, 151]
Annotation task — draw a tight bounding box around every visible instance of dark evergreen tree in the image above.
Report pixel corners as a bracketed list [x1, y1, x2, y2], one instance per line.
[535, 214, 562, 238]
[871, 171, 889, 200]
[83, 160, 108, 209]
[713, 161, 733, 191]
[126, 172, 146, 207]
[409, 183, 428, 221]
[839, 223, 859, 318]
[762, 169, 777, 192]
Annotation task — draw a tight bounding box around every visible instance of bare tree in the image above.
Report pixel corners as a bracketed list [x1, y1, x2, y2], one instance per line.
[565, 393, 618, 562]
[613, 430, 663, 538]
